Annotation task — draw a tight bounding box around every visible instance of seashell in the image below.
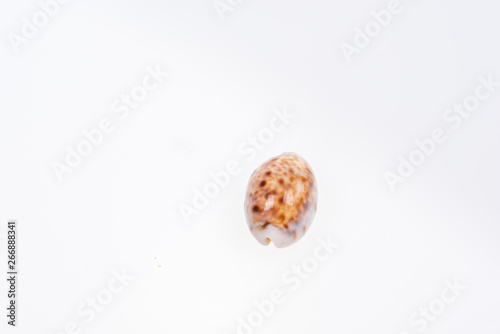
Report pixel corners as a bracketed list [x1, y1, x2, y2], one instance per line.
[244, 153, 318, 248]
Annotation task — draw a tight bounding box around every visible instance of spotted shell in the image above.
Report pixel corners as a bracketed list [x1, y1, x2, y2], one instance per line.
[244, 153, 318, 248]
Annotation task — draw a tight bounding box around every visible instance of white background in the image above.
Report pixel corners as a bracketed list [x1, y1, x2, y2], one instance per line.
[1, 0, 499, 333]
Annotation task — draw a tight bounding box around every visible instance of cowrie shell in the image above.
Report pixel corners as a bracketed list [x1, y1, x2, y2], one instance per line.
[244, 153, 318, 248]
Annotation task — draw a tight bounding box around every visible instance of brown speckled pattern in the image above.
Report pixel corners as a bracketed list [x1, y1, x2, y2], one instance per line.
[244, 153, 318, 247]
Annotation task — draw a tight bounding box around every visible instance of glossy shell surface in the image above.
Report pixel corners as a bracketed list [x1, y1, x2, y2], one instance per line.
[244, 153, 318, 248]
